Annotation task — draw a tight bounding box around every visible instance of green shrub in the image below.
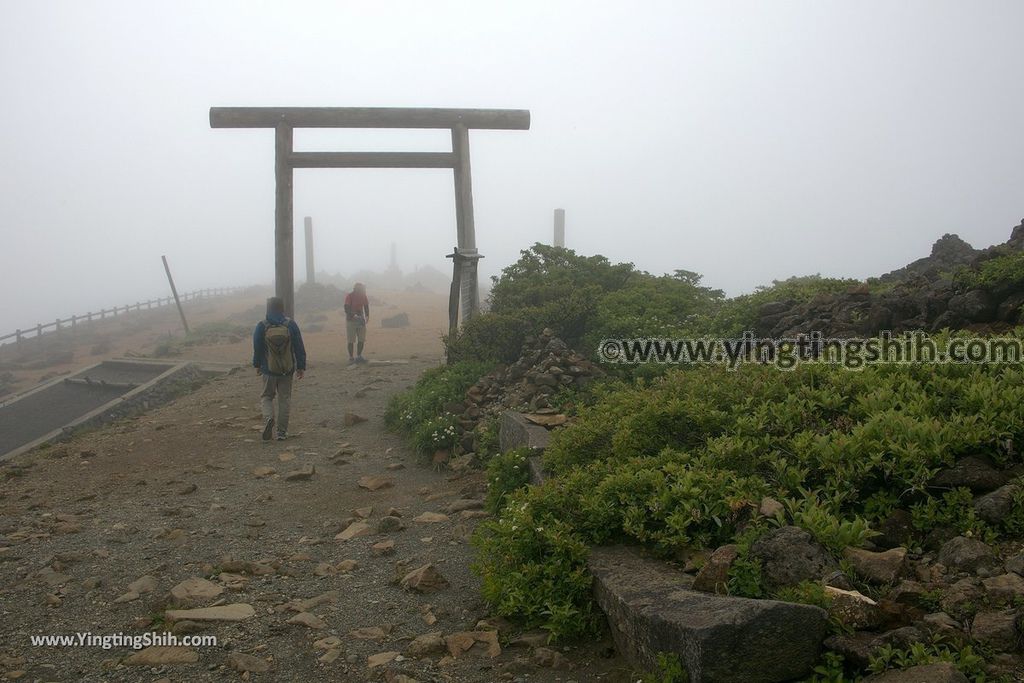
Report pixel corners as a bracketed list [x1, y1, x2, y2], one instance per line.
[472, 487, 596, 641]
[411, 412, 461, 454]
[955, 250, 1024, 293]
[476, 343, 1024, 650]
[485, 448, 532, 513]
[384, 360, 493, 435]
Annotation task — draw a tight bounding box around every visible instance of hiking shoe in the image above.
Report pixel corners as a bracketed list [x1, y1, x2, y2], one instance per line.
[347, 357, 356, 366]
[261, 418, 274, 441]
[356, 356, 368, 364]
[275, 432, 287, 441]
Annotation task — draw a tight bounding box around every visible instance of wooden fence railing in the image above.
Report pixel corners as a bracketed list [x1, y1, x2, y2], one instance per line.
[0, 287, 249, 347]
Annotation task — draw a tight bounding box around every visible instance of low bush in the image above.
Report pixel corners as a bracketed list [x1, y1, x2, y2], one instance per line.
[474, 337, 1024, 643]
[384, 360, 493, 438]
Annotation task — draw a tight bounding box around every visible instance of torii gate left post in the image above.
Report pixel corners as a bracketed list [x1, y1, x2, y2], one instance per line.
[208, 107, 531, 321]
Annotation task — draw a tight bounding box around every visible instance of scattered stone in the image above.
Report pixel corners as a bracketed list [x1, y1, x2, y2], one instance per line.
[407, 632, 446, 657]
[971, 610, 1019, 652]
[287, 611, 326, 629]
[929, 456, 1008, 493]
[445, 630, 501, 658]
[226, 652, 270, 673]
[1007, 553, 1024, 577]
[875, 509, 915, 549]
[824, 586, 883, 630]
[413, 512, 448, 524]
[336, 559, 358, 572]
[983, 573, 1024, 603]
[975, 484, 1020, 525]
[692, 544, 739, 594]
[936, 536, 997, 574]
[353, 506, 373, 519]
[252, 466, 276, 478]
[169, 577, 223, 606]
[377, 516, 405, 533]
[314, 636, 342, 650]
[349, 626, 388, 640]
[372, 540, 395, 556]
[165, 603, 256, 622]
[343, 413, 367, 427]
[336, 521, 372, 541]
[843, 547, 907, 584]
[400, 564, 449, 593]
[127, 574, 159, 594]
[367, 651, 400, 668]
[445, 499, 483, 514]
[532, 646, 570, 669]
[358, 476, 393, 492]
[863, 661, 967, 682]
[750, 526, 837, 590]
[295, 591, 339, 611]
[759, 497, 784, 518]
[941, 578, 984, 619]
[284, 464, 315, 481]
[123, 646, 198, 666]
[177, 483, 197, 495]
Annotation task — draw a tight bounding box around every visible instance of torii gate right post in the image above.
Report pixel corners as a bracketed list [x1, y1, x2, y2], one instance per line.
[209, 107, 531, 325]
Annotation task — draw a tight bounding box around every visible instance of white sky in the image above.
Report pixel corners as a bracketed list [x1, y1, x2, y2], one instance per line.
[2, 0, 1022, 325]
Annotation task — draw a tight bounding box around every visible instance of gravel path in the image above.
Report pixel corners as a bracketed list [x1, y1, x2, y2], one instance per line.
[0, 358, 627, 682]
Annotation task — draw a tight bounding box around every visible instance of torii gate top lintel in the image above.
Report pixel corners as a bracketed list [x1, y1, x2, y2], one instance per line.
[210, 106, 530, 131]
[210, 106, 530, 326]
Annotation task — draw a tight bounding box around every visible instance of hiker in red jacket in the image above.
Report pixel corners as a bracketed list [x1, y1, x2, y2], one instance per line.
[344, 283, 370, 365]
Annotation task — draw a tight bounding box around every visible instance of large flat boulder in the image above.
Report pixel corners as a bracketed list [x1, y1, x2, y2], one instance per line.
[499, 411, 551, 454]
[590, 546, 828, 682]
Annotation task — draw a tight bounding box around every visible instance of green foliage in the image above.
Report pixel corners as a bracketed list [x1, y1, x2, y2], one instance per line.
[955, 251, 1024, 293]
[444, 244, 722, 365]
[384, 361, 492, 435]
[485, 448, 532, 513]
[773, 580, 832, 610]
[781, 492, 875, 555]
[472, 487, 597, 641]
[411, 412, 461, 454]
[726, 556, 765, 599]
[475, 347, 1024, 649]
[868, 641, 986, 681]
[473, 415, 502, 463]
[911, 487, 996, 542]
[807, 651, 849, 683]
[700, 274, 861, 336]
[642, 653, 689, 683]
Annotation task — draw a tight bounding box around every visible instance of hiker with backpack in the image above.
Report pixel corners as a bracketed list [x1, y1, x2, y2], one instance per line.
[253, 296, 307, 441]
[344, 282, 370, 365]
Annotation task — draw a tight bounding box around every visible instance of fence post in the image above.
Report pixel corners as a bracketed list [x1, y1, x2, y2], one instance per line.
[16, 329, 22, 346]
[71, 315, 77, 329]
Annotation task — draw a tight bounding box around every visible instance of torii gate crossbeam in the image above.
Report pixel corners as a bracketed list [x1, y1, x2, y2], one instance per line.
[209, 107, 530, 324]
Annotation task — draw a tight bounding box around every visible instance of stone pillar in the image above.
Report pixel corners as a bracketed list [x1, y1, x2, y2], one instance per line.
[554, 208, 565, 248]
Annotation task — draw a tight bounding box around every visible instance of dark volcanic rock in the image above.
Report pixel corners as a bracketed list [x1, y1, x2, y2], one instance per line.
[928, 456, 1008, 493]
[937, 536, 997, 574]
[749, 526, 837, 590]
[590, 545, 828, 683]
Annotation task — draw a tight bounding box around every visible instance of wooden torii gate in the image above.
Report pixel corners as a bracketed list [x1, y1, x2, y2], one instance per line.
[209, 107, 531, 327]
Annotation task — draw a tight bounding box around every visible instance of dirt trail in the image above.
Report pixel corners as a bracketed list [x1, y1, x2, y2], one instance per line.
[0, 306, 626, 681]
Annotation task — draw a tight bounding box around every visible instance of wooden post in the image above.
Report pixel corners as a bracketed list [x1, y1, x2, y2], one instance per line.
[445, 247, 462, 340]
[451, 124, 480, 322]
[162, 255, 191, 334]
[554, 208, 565, 248]
[276, 123, 295, 317]
[304, 216, 316, 284]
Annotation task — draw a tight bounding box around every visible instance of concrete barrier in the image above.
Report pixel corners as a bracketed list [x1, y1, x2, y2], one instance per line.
[589, 545, 828, 683]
